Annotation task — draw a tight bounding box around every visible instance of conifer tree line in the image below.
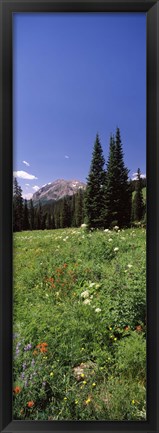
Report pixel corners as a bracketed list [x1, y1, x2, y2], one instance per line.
[13, 180, 85, 232]
[85, 128, 146, 230]
[13, 127, 146, 232]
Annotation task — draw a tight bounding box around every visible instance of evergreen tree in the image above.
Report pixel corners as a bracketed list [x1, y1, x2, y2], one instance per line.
[71, 194, 76, 227]
[23, 199, 30, 230]
[102, 135, 116, 227]
[132, 168, 144, 221]
[60, 197, 69, 228]
[104, 128, 131, 228]
[29, 199, 35, 230]
[13, 177, 23, 231]
[46, 212, 52, 230]
[75, 189, 84, 227]
[37, 202, 42, 230]
[85, 133, 105, 229]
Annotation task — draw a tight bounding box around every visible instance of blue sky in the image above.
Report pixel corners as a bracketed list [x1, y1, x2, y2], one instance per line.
[13, 12, 146, 199]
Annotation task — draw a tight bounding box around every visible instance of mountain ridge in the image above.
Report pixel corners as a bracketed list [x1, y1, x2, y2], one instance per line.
[32, 178, 86, 205]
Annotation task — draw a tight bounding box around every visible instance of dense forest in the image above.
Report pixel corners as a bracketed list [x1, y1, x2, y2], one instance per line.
[13, 128, 146, 232]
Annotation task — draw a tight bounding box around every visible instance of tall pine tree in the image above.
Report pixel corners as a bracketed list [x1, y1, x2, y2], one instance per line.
[13, 178, 23, 232]
[85, 133, 105, 229]
[104, 128, 131, 228]
[29, 199, 35, 230]
[132, 168, 144, 221]
[23, 199, 30, 230]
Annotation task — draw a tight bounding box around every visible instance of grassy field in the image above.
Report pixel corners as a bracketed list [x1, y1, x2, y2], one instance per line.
[13, 226, 146, 421]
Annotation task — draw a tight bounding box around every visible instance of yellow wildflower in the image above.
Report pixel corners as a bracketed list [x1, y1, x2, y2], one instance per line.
[92, 382, 96, 387]
[85, 398, 91, 405]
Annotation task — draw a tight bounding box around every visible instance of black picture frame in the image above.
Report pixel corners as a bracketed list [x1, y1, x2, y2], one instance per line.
[0, 1, 159, 432]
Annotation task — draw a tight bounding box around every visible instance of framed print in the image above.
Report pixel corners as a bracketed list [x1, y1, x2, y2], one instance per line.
[0, 0, 159, 432]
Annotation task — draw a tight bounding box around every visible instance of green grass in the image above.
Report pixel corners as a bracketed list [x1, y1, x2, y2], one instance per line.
[13, 226, 146, 421]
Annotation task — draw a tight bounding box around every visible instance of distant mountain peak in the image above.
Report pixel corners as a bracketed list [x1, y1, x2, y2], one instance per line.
[32, 178, 86, 205]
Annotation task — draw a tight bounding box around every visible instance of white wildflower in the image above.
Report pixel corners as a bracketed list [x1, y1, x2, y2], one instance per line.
[80, 290, 89, 299]
[95, 308, 101, 313]
[104, 229, 109, 232]
[83, 299, 91, 305]
[114, 247, 119, 252]
[89, 282, 95, 288]
[114, 225, 119, 231]
[81, 223, 87, 228]
[108, 238, 113, 242]
[127, 264, 133, 268]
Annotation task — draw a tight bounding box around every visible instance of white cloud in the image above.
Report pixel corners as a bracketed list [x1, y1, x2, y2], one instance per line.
[65, 155, 69, 159]
[23, 160, 30, 167]
[13, 170, 38, 180]
[25, 183, 30, 186]
[22, 192, 33, 200]
[132, 172, 146, 180]
[32, 185, 39, 192]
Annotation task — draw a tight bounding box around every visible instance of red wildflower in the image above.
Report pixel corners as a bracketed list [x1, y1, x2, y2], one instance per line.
[13, 386, 21, 394]
[27, 401, 34, 408]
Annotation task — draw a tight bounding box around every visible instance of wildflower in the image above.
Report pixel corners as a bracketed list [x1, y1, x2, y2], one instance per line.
[104, 229, 109, 232]
[80, 290, 89, 299]
[95, 308, 101, 313]
[81, 347, 85, 351]
[89, 282, 95, 288]
[114, 247, 119, 252]
[114, 225, 119, 231]
[136, 325, 142, 332]
[24, 343, 32, 351]
[27, 401, 34, 408]
[13, 386, 21, 394]
[114, 337, 117, 341]
[92, 383, 96, 387]
[83, 299, 91, 305]
[83, 380, 87, 385]
[124, 326, 130, 331]
[132, 399, 135, 404]
[85, 398, 91, 405]
[64, 397, 67, 401]
[22, 362, 27, 370]
[108, 238, 112, 242]
[75, 399, 78, 404]
[127, 264, 133, 268]
[81, 373, 85, 378]
[50, 372, 54, 377]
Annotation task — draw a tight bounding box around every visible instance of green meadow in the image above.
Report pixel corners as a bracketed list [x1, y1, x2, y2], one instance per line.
[13, 226, 146, 421]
